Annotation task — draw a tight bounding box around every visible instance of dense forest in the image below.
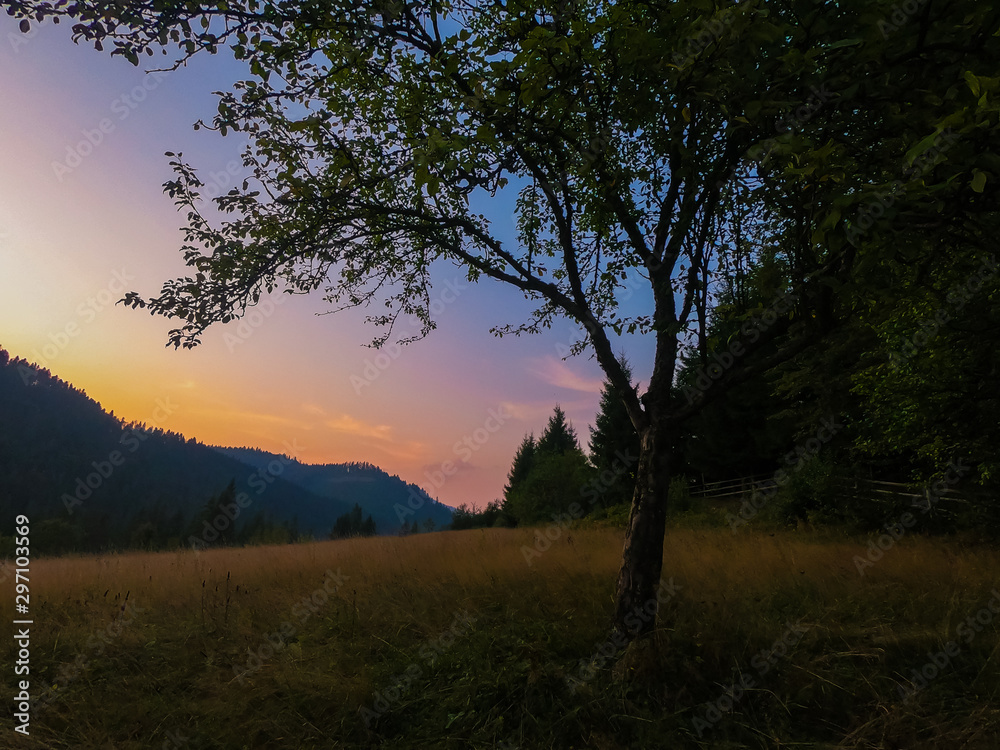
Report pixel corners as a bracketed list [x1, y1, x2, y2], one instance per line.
[460, 273, 1000, 536]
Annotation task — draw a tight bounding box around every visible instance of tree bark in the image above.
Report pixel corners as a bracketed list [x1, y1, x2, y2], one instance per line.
[612, 411, 673, 641]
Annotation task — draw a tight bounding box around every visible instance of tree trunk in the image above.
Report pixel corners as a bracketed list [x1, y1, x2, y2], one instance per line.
[613, 413, 673, 641]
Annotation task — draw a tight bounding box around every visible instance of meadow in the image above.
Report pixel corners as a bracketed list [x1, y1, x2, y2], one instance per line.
[3, 517, 1000, 749]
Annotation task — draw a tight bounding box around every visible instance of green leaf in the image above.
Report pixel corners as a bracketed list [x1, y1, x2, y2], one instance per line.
[826, 38, 863, 50]
[904, 131, 945, 165]
[819, 208, 841, 230]
[971, 170, 987, 193]
[964, 70, 981, 98]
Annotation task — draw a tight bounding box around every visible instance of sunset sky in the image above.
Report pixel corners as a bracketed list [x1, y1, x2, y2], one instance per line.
[0, 19, 655, 508]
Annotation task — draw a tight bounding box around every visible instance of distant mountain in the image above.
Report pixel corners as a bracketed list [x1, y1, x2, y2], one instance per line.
[0, 347, 451, 555]
[216, 447, 454, 534]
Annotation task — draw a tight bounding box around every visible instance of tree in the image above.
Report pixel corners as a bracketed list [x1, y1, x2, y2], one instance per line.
[504, 405, 594, 525]
[192, 480, 239, 547]
[449, 503, 476, 531]
[535, 405, 580, 456]
[670, 277, 800, 483]
[502, 432, 536, 522]
[12, 0, 999, 640]
[331, 503, 377, 538]
[503, 408, 588, 525]
[589, 360, 641, 508]
[505, 450, 594, 526]
[448, 499, 508, 529]
[33, 518, 85, 555]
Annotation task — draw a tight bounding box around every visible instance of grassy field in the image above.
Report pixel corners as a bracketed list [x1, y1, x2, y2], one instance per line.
[3, 521, 1000, 749]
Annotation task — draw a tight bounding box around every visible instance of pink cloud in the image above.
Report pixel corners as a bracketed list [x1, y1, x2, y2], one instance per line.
[528, 356, 605, 393]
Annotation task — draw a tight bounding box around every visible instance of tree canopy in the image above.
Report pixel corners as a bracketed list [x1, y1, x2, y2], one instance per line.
[503, 406, 593, 525]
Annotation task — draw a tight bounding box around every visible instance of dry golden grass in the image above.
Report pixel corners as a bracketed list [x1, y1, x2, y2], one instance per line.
[3, 526, 999, 749]
[18, 526, 994, 612]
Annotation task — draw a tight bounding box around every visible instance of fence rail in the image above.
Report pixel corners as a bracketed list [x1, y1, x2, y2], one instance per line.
[688, 474, 776, 501]
[688, 473, 975, 513]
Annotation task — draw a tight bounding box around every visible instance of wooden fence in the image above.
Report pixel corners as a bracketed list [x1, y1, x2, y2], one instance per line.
[687, 474, 776, 501]
[688, 473, 975, 516]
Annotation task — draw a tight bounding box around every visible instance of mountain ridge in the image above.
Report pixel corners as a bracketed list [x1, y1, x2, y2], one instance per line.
[214, 445, 454, 533]
[0, 346, 451, 554]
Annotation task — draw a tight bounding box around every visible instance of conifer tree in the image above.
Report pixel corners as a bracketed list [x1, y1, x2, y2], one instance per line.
[505, 406, 594, 525]
[589, 361, 641, 508]
[502, 433, 536, 519]
[536, 406, 579, 456]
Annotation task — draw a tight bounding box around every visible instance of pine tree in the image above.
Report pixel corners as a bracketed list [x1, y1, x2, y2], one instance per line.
[536, 405, 579, 456]
[504, 406, 595, 525]
[589, 360, 641, 508]
[503, 433, 536, 509]
[193, 479, 238, 547]
[331, 503, 376, 538]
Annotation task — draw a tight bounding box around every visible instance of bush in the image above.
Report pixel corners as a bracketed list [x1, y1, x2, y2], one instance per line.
[667, 475, 693, 513]
[505, 451, 595, 526]
[763, 457, 842, 527]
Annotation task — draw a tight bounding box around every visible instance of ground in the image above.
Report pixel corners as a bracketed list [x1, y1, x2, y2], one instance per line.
[3, 519, 999, 749]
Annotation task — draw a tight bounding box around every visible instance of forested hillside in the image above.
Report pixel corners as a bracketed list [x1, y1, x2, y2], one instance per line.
[217, 447, 454, 534]
[0, 348, 450, 554]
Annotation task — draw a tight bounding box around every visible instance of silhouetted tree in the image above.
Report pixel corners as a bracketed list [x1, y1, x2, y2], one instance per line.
[505, 406, 595, 525]
[536, 406, 579, 457]
[331, 503, 377, 539]
[502, 433, 536, 523]
[589, 360, 641, 508]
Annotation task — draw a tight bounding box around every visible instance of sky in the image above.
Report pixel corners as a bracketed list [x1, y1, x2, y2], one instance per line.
[0, 18, 655, 509]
